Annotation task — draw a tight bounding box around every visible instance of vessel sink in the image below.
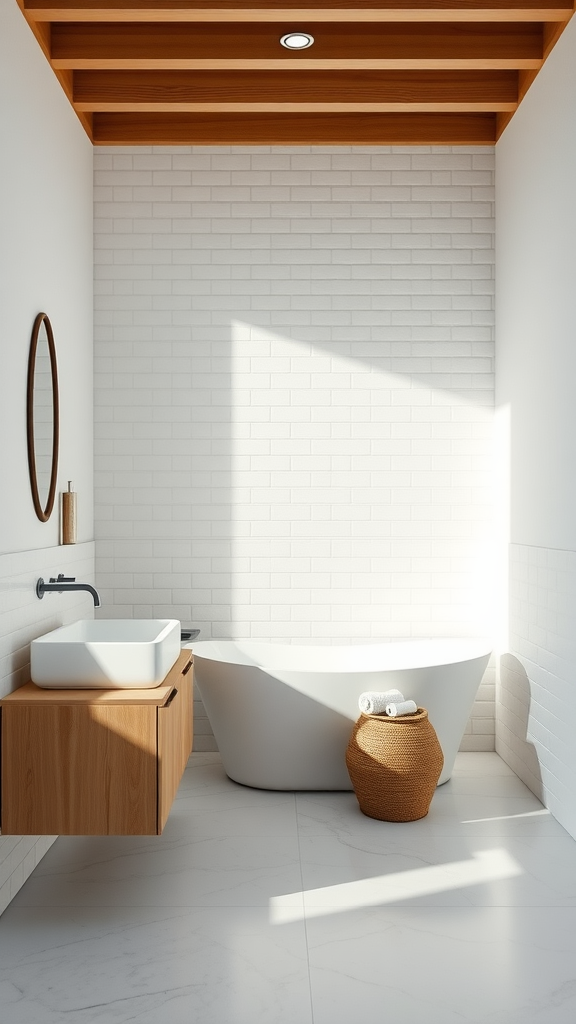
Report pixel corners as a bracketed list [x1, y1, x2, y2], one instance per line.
[30, 619, 181, 688]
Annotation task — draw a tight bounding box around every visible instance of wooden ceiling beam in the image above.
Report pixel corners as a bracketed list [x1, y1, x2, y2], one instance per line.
[24, 1, 574, 23]
[54, 58, 545, 69]
[50, 22, 545, 69]
[73, 67, 519, 110]
[542, 14, 570, 53]
[15, 0, 576, 144]
[92, 110, 498, 144]
[81, 100, 518, 109]
[496, 16, 564, 132]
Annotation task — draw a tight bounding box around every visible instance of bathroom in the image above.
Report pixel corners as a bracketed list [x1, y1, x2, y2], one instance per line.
[2, 0, 576, 1018]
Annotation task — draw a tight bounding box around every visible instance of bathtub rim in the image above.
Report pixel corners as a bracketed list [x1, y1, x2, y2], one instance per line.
[188, 636, 493, 673]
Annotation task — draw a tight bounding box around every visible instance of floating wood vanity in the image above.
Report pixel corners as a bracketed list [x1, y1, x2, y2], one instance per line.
[0, 650, 192, 836]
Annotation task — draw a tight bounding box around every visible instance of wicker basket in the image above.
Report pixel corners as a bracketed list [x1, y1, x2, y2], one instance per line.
[345, 708, 444, 822]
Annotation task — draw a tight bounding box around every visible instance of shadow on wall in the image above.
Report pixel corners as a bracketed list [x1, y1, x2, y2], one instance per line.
[497, 653, 543, 801]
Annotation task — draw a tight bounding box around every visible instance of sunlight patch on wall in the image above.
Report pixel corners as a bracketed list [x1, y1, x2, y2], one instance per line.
[229, 319, 495, 644]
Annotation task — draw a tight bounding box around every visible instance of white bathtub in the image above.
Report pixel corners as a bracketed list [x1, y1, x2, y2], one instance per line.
[190, 638, 492, 790]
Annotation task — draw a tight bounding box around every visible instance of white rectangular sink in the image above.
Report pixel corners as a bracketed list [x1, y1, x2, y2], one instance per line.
[31, 619, 181, 688]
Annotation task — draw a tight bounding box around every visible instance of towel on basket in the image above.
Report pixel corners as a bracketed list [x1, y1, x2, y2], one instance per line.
[358, 689, 405, 715]
[385, 699, 418, 717]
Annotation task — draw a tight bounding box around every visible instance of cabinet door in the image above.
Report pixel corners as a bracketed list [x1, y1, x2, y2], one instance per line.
[1, 703, 158, 835]
[157, 663, 193, 833]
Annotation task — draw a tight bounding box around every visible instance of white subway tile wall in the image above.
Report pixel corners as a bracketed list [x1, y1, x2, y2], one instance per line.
[498, 544, 576, 836]
[93, 146, 495, 752]
[0, 541, 96, 914]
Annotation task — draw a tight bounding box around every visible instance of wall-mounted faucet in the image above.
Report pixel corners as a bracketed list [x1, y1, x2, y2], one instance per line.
[36, 574, 101, 608]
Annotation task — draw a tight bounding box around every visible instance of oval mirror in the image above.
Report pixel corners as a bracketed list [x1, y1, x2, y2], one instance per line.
[27, 313, 59, 522]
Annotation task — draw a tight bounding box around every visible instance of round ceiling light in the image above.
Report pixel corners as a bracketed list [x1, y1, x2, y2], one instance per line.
[280, 32, 315, 50]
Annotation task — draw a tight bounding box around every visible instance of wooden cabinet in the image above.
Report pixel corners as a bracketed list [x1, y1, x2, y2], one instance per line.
[0, 650, 193, 836]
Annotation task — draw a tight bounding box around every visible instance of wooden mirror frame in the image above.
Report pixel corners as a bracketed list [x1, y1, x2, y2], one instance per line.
[26, 312, 59, 522]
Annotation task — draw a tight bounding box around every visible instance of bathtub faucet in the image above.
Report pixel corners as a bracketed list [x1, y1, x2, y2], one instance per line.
[36, 575, 101, 608]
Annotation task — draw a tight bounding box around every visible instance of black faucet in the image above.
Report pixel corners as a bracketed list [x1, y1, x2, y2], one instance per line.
[36, 574, 101, 608]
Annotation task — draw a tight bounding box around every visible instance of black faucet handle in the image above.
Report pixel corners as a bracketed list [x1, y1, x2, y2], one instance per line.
[56, 574, 76, 582]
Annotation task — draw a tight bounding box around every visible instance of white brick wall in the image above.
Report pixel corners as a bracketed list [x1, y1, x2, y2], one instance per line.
[497, 544, 576, 833]
[94, 145, 495, 751]
[0, 541, 96, 914]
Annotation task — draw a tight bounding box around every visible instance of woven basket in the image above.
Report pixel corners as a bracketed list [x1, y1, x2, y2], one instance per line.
[345, 709, 444, 822]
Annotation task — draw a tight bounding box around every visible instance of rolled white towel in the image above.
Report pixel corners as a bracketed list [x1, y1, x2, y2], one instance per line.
[385, 699, 418, 718]
[358, 689, 405, 715]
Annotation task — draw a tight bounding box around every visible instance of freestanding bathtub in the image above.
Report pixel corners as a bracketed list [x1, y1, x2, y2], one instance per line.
[190, 638, 492, 790]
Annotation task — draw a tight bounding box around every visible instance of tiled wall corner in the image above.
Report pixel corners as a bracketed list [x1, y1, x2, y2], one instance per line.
[0, 835, 57, 917]
[459, 654, 496, 752]
[93, 145, 495, 752]
[192, 693, 218, 752]
[0, 541, 96, 913]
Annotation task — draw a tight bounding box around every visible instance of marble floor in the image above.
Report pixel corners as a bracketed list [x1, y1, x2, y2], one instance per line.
[1, 751, 576, 1023]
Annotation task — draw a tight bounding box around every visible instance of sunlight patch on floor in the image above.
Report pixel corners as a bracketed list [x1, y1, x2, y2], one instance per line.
[270, 848, 522, 924]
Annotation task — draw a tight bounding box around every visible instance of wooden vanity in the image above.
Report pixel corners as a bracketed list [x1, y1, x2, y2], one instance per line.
[0, 650, 193, 836]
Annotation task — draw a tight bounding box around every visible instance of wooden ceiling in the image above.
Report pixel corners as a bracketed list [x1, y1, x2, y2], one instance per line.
[17, 0, 575, 144]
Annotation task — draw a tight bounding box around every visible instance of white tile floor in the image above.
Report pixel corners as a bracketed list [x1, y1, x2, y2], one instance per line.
[2, 752, 576, 1023]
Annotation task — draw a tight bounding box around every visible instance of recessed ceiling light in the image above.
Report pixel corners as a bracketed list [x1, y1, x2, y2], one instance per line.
[280, 32, 315, 50]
